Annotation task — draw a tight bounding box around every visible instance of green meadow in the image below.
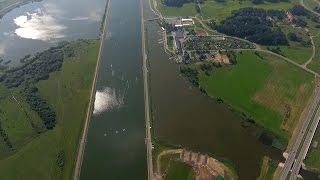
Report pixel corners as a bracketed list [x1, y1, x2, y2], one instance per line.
[0, 40, 99, 180]
[198, 51, 314, 140]
[164, 160, 195, 180]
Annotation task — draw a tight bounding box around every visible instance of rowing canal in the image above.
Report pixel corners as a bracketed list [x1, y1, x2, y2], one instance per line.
[80, 0, 147, 179]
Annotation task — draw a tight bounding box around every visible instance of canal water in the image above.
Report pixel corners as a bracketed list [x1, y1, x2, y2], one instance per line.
[80, 0, 147, 179]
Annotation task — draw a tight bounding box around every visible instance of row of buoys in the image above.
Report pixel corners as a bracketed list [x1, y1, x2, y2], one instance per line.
[104, 128, 126, 136]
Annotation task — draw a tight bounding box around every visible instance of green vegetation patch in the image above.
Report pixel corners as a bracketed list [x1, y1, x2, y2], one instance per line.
[155, 0, 196, 17]
[307, 35, 320, 73]
[164, 160, 195, 180]
[257, 156, 277, 180]
[280, 45, 312, 64]
[0, 39, 100, 180]
[198, 51, 314, 140]
[306, 125, 320, 172]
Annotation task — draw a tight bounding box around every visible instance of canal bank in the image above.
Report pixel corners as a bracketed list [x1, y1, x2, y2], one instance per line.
[141, 0, 283, 179]
[73, 0, 110, 179]
[80, 0, 147, 179]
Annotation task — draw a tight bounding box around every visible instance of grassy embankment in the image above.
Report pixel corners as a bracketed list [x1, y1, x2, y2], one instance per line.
[306, 126, 320, 172]
[198, 51, 314, 142]
[0, 40, 99, 179]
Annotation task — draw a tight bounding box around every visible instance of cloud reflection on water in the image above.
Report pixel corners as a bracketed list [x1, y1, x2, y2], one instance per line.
[93, 87, 124, 115]
[14, 8, 66, 41]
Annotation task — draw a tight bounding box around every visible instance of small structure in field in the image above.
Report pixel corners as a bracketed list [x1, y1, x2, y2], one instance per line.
[170, 17, 194, 27]
[181, 18, 194, 26]
[312, 141, 318, 149]
[286, 11, 294, 23]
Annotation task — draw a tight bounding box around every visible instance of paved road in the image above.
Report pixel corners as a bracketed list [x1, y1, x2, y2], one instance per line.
[140, 0, 154, 179]
[278, 87, 320, 180]
[72, 1, 110, 179]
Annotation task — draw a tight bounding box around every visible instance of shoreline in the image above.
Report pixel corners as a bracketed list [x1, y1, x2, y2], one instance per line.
[72, 0, 110, 179]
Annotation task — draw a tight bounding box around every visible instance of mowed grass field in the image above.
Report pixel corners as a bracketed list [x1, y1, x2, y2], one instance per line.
[279, 45, 312, 64]
[0, 40, 99, 180]
[198, 51, 315, 140]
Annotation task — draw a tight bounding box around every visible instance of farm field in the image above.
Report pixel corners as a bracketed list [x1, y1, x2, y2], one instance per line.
[0, 40, 99, 180]
[198, 51, 315, 140]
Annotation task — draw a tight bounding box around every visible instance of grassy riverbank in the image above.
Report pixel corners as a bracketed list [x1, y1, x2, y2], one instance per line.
[306, 127, 320, 172]
[0, 40, 100, 179]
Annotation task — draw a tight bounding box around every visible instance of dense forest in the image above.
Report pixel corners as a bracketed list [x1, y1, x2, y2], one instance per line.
[0, 41, 75, 129]
[215, 8, 288, 45]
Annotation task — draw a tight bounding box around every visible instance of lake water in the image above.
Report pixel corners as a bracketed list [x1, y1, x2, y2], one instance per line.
[0, 0, 105, 66]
